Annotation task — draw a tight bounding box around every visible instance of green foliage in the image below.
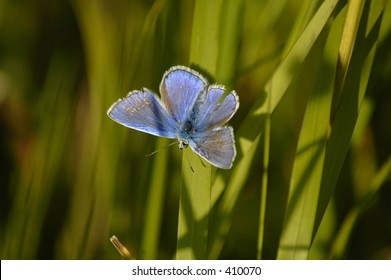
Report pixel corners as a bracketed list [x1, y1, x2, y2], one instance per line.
[0, 0, 390, 259]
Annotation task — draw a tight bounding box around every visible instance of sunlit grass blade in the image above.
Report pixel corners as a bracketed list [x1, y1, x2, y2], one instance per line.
[315, 0, 385, 233]
[176, 0, 222, 260]
[277, 10, 341, 259]
[207, 0, 340, 259]
[234, 0, 340, 160]
[283, 0, 321, 56]
[308, 198, 337, 259]
[332, 0, 365, 118]
[177, 149, 211, 259]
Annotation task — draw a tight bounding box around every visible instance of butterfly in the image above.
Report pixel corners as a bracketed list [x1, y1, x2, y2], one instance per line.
[107, 65, 239, 169]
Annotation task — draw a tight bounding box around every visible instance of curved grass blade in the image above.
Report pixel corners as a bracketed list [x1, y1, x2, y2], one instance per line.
[330, 155, 391, 259]
[277, 9, 342, 259]
[315, 0, 385, 234]
[208, 0, 340, 259]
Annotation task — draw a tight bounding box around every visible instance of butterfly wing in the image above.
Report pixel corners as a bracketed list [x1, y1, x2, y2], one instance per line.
[160, 66, 207, 124]
[194, 85, 239, 131]
[107, 89, 177, 138]
[189, 127, 236, 169]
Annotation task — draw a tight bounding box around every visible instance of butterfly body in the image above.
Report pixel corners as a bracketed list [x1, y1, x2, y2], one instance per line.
[107, 66, 239, 169]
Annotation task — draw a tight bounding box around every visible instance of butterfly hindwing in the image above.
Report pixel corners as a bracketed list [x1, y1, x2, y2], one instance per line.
[189, 127, 236, 169]
[194, 85, 239, 131]
[107, 89, 177, 138]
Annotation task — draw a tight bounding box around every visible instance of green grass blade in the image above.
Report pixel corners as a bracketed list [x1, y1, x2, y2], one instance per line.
[216, 0, 243, 85]
[140, 138, 169, 259]
[283, 0, 321, 57]
[277, 10, 342, 259]
[330, 155, 391, 259]
[176, 149, 212, 259]
[230, 0, 340, 162]
[332, 0, 365, 117]
[208, 0, 340, 259]
[176, 0, 222, 260]
[208, 134, 262, 259]
[257, 94, 271, 260]
[315, 0, 385, 233]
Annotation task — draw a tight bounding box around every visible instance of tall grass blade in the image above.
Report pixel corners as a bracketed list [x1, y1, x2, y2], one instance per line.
[257, 83, 272, 260]
[140, 138, 169, 259]
[208, 0, 340, 259]
[277, 10, 341, 259]
[176, 0, 222, 260]
[315, 0, 385, 234]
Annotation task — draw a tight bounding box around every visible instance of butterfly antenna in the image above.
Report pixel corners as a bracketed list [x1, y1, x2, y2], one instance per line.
[145, 141, 177, 157]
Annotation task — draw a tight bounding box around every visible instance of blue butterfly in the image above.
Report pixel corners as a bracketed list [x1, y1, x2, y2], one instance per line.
[107, 65, 239, 169]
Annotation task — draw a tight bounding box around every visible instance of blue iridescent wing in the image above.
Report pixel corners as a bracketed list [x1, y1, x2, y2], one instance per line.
[160, 66, 207, 124]
[189, 127, 236, 169]
[194, 85, 239, 131]
[107, 89, 177, 138]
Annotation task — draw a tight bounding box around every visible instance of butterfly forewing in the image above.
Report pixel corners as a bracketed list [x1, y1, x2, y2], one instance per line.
[160, 66, 207, 125]
[107, 89, 177, 138]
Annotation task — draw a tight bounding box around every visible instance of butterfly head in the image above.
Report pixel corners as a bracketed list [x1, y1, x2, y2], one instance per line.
[178, 139, 188, 150]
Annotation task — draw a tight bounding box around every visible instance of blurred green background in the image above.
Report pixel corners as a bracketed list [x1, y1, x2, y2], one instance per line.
[0, 0, 390, 259]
